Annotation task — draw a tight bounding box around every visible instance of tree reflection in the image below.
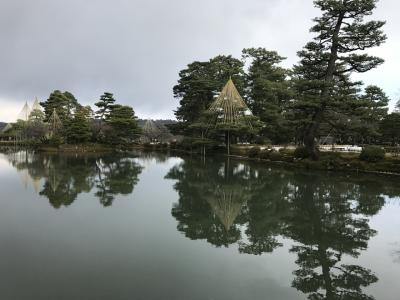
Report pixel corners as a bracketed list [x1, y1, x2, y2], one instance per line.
[167, 157, 399, 299]
[166, 158, 266, 247]
[284, 173, 382, 300]
[4, 150, 142, 208]
[95, 156, 142, 206]
[39, 155, 96, 208]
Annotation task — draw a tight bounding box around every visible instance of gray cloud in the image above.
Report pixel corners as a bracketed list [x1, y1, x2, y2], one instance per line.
[0, 0, 398, 122]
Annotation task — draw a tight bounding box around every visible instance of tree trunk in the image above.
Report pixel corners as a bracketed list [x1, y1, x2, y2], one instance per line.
[304, 12, 345, 160]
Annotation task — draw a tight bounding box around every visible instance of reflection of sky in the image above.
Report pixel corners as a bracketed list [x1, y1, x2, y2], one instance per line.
[0, 152, 399, 300]
[356, 202, 400, 300]
[0, 154, 14, 175]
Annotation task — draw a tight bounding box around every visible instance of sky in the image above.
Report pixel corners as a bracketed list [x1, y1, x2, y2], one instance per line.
[0, 0, 398, 122]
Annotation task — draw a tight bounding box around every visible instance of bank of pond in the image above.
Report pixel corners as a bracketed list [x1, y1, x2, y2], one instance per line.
[1, 141, 399, 176]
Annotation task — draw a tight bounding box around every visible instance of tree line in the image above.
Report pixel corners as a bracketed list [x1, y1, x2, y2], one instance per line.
[172, 0, 400, 159]
[4, 91, 140, 145]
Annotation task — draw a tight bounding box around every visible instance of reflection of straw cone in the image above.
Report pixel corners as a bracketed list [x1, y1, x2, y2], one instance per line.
[205, 185, 248, 230]
[48, 170, 61, 193]
[19, 170, 29, 189]
[32, 178, 41, 193]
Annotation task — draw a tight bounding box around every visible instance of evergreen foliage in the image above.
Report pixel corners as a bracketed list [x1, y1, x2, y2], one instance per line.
[291, 0, 386, 159]
[173, 55, 245, 124]
[66, 106, 92, 143]
[95, 92, 116, 121]
[359, 146, 385, 162]
[40, 90, 79, 123]
[380, 113, 400, 145]
[106, 105, 140, 143]
[242, 48, 293, 143]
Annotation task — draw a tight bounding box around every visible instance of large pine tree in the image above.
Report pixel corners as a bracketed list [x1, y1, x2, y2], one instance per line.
[292, 0, 386, 159]
[95, 92, 116, 121]
[242, 47, 292, 143]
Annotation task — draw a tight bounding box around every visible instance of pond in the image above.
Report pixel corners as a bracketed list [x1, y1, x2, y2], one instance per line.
[0, 150, 399, 300]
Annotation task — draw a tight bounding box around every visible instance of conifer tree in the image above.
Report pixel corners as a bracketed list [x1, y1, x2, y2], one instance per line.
[292, 0, 386, 159]
[173, 55, 245, 125]
[242, 48, 292, 143]
[95, 92, 116, 121]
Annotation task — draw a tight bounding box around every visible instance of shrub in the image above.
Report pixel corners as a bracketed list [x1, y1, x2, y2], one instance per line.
[269, 151, 282, 161]
[259, 149, 271, 159]
[48, 135, 63, 147]
[254, 136, 271, 145]
[359, 146, 385, 162]
[247, 146, 261, 158]
[294, 146, 311, 159]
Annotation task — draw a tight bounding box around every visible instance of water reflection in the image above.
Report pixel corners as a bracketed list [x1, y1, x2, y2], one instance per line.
[2, 149, 400, 299]
[4, 150, 142, 208]
[167, 157, 400, 300]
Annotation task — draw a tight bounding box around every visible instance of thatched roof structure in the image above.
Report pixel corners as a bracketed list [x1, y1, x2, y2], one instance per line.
[209, 78, 252, 125]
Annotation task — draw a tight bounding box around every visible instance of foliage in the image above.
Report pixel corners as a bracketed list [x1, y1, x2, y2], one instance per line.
[48, 134, 64, 147]
[380, 113, 400, 145]
[259, 149, 271, 160]
[106, 105, 140, 144]
[247, 146, 261, 158]
[95, 92, 116, 121]
[40, 90, 79, 123]
[66, 106, 92, 143]
[242, 48, 293, 143]
[269, 150, 282, 161]
[294, 146, 311, 159]
[173, 55, 245, 124]
[359, 146, 385, 162]
[290, 0, 386, 159]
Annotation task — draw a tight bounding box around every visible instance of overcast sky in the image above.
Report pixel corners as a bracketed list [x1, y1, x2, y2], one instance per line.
[0, 0, 398, 122]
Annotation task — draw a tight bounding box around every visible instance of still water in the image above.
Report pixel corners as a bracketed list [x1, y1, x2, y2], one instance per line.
[0, 150, 399, 300]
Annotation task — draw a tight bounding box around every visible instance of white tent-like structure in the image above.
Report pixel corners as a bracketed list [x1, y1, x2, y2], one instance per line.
[17, 102, 31, 121]
[15, 98, 42, 122]
[31, 97, 41, 112]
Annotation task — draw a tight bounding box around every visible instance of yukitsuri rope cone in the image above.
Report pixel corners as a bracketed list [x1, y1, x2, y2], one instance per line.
[17, 102, 31, 121]
[209, 78, 252, 125]
[142, 119, 162, 141]
[48, 108, 62, 136]
[142, 119, 174, 143]
[208, 78, 253, 155]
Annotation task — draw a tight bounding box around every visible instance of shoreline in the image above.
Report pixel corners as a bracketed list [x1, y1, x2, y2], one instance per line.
[1, 143, 399, 177]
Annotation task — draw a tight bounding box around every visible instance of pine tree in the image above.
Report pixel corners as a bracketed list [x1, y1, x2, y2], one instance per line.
[242, 48, 292, 143]
[173, 55, 245, 125]
[292, 0, 386, 159]
[40, 90, 79, 123]
[107, 105, 140, 143]
[66, 106, 92, 143]
[95, 92, 116, 121]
